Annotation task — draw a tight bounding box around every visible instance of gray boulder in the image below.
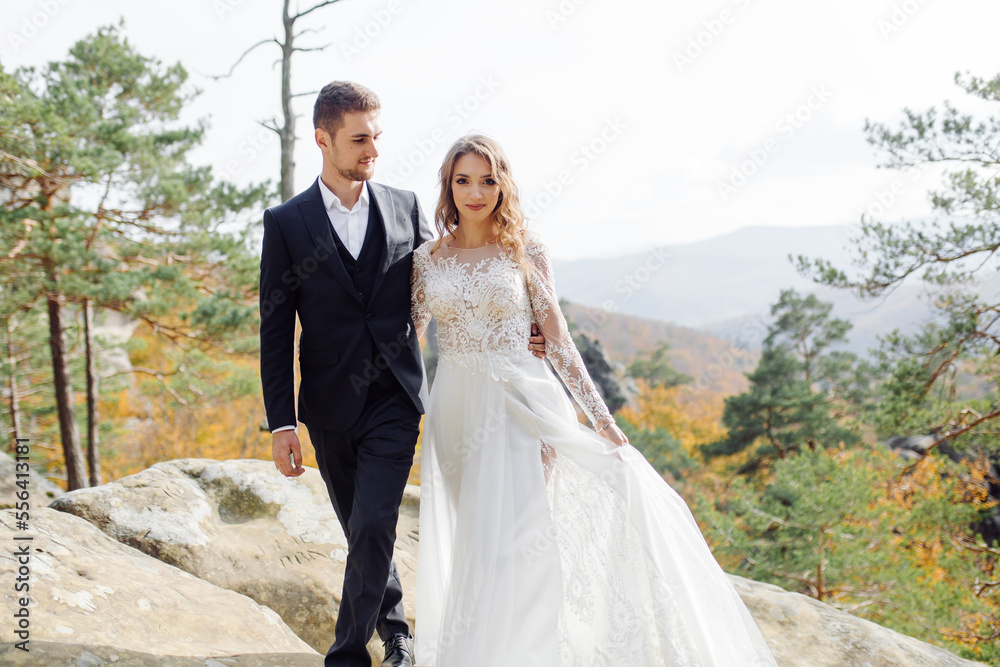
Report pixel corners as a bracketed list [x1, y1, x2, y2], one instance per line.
[886, 434, 938, 460]
[47, 456, 986, 666]
[0, 508, 318, 666]
[0, 450, 64, 509]
[733, 576, 987, 666]
[573, 331, 631, 413]
[50, 458, 418, 659]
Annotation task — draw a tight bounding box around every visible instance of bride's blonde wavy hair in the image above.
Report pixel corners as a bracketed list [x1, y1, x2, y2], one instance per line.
[433, 134, 532, 277]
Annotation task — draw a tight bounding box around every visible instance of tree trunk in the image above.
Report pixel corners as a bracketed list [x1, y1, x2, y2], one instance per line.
[816, 530, 826, 601]
[5, 317, 23, 453]
[280, 0, 297, 202]
[83, 299, 102, 487]
[46, 288, 86, 490]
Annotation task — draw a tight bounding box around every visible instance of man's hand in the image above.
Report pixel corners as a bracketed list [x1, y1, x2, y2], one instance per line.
[530, 323, 547, 359]
[272, 430, 305, 477]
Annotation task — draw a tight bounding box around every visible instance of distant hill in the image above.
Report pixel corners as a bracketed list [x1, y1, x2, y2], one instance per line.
[561, 302, 756, 397]
[551, 225, 960, 356]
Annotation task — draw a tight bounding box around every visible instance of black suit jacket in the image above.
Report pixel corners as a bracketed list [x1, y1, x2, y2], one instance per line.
[259, 178, 433, 432]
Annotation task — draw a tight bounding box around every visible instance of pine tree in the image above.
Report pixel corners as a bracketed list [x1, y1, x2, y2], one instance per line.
[692, 447, 998, 663]
[626, 341, 693, 389]
[704, 289, 861, 471]
[0, 25, 270, 488]
[796, 71, 1000, 458]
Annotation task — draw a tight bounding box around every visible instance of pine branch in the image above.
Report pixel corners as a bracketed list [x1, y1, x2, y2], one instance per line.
[106, 366, 191, 405]
[902, 405, 1000, 473]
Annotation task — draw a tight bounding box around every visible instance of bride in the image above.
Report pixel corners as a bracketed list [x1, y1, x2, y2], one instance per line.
[411, 134, 777, 666]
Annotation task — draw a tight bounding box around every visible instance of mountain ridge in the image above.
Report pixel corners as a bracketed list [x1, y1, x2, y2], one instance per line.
[551, 224, 947, 355]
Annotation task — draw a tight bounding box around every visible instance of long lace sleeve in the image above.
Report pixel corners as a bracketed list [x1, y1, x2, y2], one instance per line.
[411, 244, 432, 339]
[525, 235, 614, 428]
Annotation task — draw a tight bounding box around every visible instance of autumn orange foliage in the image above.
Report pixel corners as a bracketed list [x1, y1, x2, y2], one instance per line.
[97, 321, 300, 481]
[618, 380, 726, 455]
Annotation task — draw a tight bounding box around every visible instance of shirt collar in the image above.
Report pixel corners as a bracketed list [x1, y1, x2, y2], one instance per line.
[318, 177, 369, 212]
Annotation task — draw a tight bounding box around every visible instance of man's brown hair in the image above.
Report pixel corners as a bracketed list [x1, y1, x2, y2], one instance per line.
[313, 81, 380, 135]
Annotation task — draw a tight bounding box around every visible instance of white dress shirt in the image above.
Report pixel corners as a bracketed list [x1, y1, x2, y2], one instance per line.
[319, 176, 370, 259]
[270, 178, 372, 434]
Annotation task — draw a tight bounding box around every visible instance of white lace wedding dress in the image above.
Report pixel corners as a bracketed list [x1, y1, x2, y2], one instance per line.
[410, 233, 777, 667]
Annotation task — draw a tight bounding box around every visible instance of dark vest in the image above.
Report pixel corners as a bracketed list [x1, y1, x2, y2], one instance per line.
[328, 191, 395, 390]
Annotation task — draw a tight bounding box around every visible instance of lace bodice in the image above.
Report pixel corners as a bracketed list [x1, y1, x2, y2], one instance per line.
[411, 232, 613, 427]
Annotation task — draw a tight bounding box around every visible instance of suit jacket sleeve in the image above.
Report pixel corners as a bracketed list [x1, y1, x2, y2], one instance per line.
[259, 208, 298, 431]
[412, 192, 434, 247]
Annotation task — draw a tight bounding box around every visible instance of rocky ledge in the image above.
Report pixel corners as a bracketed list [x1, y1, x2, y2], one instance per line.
[0, 455, 987, 666]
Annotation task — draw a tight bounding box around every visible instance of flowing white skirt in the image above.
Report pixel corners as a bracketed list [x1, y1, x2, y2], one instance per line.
[415, 349, 777, 667]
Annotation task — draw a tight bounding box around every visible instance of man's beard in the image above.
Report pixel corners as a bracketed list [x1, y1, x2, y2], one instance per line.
[337, 161, 375, 182]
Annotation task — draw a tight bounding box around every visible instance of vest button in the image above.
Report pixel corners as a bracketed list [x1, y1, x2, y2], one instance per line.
[366, 312, 373, 320]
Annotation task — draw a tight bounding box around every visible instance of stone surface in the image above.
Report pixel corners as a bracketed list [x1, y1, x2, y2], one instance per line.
[732, 575, 988, 667]
[50, 458, 419, 659]
[0, 450, 64, 509]
[0, 645, 322, 667]
[0, 508, 318, 664]
[45, 456, 987, 666]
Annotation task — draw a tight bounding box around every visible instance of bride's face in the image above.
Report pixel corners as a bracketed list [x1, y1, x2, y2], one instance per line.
[451, 152, 501, 228]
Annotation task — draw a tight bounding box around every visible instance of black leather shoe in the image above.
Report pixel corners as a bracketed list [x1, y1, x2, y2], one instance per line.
[381, 633, 414, 667]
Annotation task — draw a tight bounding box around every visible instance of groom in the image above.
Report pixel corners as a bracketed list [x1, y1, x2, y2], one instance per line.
[259, 81, 544, 667]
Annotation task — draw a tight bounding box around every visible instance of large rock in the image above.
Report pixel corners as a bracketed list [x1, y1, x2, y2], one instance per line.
[3, 646, 321, 667]
[0, 450, 64, 509]
[50, 458, 419, 659]
[0, 508, 318, 666]
[732, 576, 987, 666]
[48, 456, 985, 666]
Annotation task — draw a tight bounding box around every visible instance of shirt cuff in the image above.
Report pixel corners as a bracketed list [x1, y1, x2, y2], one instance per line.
[271, 425, 297, 433]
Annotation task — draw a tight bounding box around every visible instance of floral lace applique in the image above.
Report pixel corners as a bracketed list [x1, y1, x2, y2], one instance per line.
[410, 233, 614, 427]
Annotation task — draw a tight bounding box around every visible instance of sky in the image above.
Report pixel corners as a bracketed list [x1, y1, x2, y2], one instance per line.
[3, 0, 999, 259]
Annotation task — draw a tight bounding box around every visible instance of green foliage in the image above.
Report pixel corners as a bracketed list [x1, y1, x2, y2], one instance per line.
[692, 447, 998, 661]
[868, 322, 999, 455]
[764, 290, 851, 384]
[0, 23, 273, 474]
[0, 23, 270, 345]
[795, 71, 1000, 456]
[619, 421, 696, 480]
[626, 341, 693, 389]
[693, 70, 1000, 662]
[0, 300, 57, 451]
[698, 448, 884, 600]
[705, 289, 862, 469]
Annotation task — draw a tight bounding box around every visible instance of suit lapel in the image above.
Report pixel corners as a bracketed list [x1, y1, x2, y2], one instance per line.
[367, 181, 397, 302]
[297, 178, 360, 301]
